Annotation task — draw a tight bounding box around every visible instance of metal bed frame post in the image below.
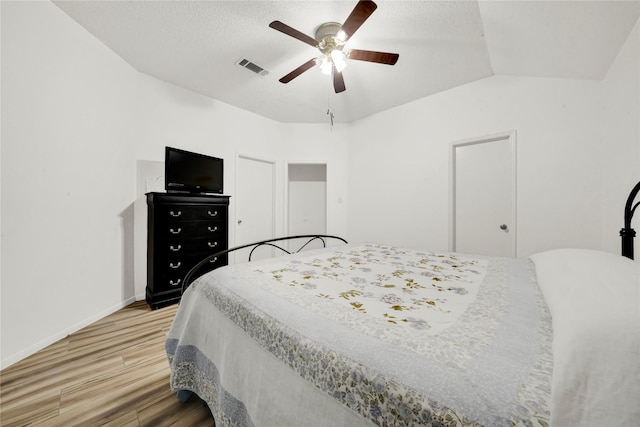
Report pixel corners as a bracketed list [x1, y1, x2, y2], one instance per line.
[620, 181, 640, 259]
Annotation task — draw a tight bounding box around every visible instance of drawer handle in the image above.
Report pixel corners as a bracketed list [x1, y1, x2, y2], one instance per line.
[207, 210, 218, 217]
[208, 226, 218, 232]
[169, 210, 182, 217]
[169, 262, 181, 269]
[208, 241, 218, 248]
[169, 279, 182, 286]
[169, 228, 182, 235]
[169, 244, 182, 252]
[209, 257, 218, 263]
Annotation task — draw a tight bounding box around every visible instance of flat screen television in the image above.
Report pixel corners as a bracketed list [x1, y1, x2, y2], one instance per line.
[165, 146, 224, 194]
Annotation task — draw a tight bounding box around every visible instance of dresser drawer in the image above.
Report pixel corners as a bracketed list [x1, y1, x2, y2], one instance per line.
[158, 237, 226, 255]
[153, 253, 228, 292]
[157, 204, 227, 221]
[160, 220, 225, 239]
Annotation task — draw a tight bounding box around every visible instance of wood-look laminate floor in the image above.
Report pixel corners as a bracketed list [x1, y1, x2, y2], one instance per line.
[0, 301, 216, 427]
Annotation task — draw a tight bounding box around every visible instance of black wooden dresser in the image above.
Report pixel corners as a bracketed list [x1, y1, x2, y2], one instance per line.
[146, 192, 230, 309]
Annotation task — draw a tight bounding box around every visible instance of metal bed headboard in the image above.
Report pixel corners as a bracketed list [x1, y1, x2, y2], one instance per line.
[621, 180, 640, 259]
[182, 234, 348, 293]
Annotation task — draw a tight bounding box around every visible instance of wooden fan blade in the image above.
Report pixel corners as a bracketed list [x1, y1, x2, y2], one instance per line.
[279, 59, 317, 83]
[333, 67, 346, 93]
[348, 49, 399, 65]
[340, 0, 377, 41]
[269, 21, 318, 47]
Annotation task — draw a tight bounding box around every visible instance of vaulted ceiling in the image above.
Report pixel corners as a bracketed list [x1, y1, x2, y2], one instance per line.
[53, 0, 640, 124]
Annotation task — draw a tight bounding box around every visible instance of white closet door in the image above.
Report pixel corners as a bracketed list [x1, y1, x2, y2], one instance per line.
[235, 155, 275, 262]
[452, 132, 516, 257]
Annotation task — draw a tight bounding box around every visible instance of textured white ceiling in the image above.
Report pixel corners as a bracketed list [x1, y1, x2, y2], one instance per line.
[53, 0, 640, 124]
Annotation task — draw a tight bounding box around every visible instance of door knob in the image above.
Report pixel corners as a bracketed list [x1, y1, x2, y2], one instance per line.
[499, 224, 508, 231]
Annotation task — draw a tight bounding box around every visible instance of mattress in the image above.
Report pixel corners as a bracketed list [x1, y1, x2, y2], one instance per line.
[166, 243, 556, 426]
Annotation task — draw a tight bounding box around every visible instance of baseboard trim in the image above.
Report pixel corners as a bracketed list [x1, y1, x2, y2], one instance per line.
[1, 296, 137, 371]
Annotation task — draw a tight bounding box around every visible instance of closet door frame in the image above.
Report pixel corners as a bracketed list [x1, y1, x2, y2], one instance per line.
[448, 130, 517, 257]
[234, 154, 276, 262]
[285, 162, 328, 252]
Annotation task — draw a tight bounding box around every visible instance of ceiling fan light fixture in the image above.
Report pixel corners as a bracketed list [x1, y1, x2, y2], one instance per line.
[331, 49, 347, 72]
[313, 22, 349, 76]
[317, 55, 333, 75]
[270, 1, 399, 94]
[316, 49, 347, 75]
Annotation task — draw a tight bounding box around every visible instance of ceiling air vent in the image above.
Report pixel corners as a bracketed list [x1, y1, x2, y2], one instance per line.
[236, 58, 269, 77]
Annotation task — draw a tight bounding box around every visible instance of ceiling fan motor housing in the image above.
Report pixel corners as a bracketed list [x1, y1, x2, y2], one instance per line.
[315, 22, 345, 53]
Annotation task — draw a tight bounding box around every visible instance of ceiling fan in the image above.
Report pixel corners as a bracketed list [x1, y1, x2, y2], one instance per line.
[269, 0, 399, 94]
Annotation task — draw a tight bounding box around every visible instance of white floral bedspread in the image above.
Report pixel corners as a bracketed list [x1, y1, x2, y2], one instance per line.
[246, 244, 487, 335]
[167, 243, 552, 427]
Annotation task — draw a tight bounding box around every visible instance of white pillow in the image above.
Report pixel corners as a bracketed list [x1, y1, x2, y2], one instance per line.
[530, 249, 639, 427]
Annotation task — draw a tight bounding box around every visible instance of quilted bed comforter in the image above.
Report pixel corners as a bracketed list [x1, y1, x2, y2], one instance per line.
[166, 243, 553, 426]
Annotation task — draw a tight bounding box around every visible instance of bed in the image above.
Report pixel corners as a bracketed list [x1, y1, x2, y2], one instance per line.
[165, 236, 639, 427]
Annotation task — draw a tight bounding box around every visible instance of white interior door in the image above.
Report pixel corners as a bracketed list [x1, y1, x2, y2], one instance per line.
[451, 132, 516, 257]
[235, 155, 275, 262]
[288, 164, 327, 251]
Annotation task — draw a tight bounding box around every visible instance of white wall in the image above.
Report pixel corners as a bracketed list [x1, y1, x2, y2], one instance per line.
[280, 124, 350, 239]
[348, 75, 608, 257]
[0, 1, 349, 368]
[347, 17, 640, 258]
[2, 0, 141, 368]
[128, 75, 282, 299]
[601, 17, 640, 257]
[129, 89, 350, 298]
[2, 0, 636, 369]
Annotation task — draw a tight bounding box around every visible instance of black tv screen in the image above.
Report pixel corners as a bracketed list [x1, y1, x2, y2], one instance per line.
[165, 147, 223, 194]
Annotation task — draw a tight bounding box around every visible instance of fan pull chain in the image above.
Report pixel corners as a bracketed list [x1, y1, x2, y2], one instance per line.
[327, 109, 335, 130]
[326, 86, 334, 131]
